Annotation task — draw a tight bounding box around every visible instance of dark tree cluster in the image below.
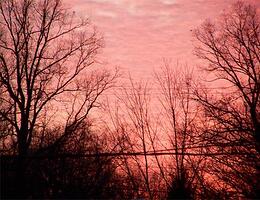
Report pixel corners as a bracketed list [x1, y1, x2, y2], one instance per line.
[2, 122, 121, 199]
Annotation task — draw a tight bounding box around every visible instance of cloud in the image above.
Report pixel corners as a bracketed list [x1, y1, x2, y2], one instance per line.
[160, 0, 177, 5]
[65, 0, 258, 78]
[95, 10, 117, 18]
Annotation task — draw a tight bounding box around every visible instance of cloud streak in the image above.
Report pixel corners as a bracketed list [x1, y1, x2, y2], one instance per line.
[65, 0, 260, 78]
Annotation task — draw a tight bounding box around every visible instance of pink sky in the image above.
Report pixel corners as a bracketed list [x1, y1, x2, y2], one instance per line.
[66, 0, 260, 79]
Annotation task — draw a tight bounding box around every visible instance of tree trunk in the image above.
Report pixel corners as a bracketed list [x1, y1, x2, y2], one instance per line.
[15, 126, 29, 198]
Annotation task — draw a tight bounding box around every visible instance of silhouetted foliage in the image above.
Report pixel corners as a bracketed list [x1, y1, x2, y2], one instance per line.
[194, 1, 260, 198]
[1, 121, 122, 199]
[167, 168, 194, 200]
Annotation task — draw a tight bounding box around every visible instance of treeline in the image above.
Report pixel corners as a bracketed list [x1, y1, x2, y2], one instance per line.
[0, 0, 259, 199]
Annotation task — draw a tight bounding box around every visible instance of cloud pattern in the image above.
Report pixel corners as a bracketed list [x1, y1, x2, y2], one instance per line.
[65, 0, 260, 78]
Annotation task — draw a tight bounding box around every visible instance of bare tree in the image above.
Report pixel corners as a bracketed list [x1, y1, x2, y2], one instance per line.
[115, 79, 154, 199]
[194, 1, 259, 152]
[155, 63, 203, 199]
[194, 1, 260, 198]
[103, 77, 165, 199]
[0, 0, 117, 197]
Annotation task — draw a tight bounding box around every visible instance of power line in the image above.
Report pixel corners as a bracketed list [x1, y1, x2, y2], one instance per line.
[1, 150, 254, 159]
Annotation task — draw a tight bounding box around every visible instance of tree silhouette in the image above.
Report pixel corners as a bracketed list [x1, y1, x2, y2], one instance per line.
[1, 121, 122, 199]
[155, 63, 206, 199]
[0, 0, 117, 198]
[194, 1, 260, 198]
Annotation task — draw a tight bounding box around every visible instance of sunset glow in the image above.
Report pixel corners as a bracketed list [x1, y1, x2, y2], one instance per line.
[66, 0, 260, 78]
[1, 0, 259, 199]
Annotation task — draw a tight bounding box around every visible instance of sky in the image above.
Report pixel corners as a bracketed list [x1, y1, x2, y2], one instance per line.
[65, 0, 260, 79]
